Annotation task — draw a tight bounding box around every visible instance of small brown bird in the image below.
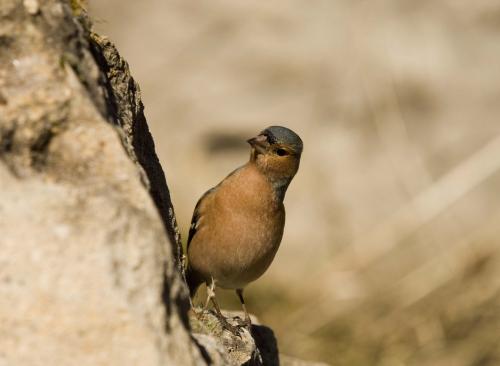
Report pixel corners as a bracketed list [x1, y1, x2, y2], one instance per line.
[186, 126, 303, 331]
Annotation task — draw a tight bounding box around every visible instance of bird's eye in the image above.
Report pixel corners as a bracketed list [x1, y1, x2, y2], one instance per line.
[276, 148, 289, 156]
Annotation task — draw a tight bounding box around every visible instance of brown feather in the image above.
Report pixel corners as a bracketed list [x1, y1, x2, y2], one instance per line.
[187, 162, 285, 290]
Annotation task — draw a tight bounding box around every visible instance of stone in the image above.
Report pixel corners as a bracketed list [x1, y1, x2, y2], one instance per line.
[190, 310, 330, 366]
[0, 0, 202, 365]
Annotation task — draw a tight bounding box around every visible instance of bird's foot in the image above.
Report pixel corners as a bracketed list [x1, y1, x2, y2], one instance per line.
[234, 315, 252, 330]
[216, 314, 242, 336]
[191, 307, 205, 320]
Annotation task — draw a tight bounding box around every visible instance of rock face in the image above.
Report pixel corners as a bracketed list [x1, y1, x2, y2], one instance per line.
[0, 0, 201, 365]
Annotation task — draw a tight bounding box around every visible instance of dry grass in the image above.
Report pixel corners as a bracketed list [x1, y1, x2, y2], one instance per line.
[91, 1, 500, 364]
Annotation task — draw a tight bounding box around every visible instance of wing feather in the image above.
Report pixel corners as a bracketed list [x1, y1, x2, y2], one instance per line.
[187, 166, 243, 249]
[187, 187, 216, 249]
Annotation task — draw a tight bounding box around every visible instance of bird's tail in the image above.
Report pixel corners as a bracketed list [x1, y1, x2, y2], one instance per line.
[185, 266, 203, 298]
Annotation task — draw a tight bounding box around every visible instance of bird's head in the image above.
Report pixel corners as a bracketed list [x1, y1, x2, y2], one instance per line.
[247, 126, 303, 189]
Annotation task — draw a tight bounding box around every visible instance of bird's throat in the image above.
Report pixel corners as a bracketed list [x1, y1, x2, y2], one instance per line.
[271, 177, 291, 202]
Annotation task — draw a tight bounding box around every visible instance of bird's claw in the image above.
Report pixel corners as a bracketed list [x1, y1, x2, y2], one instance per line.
[234, 315, 252, 331]
[218, 317, 242, 336]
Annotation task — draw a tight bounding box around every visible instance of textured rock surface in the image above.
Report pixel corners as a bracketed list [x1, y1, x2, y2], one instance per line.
[190, 310, 330, 366]
[0, 0, 201, 365]
[191, 310, 261, 365]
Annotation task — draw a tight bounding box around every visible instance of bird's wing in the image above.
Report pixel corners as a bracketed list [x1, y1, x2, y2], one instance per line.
[187, 187, 217, 249]
[187, 166, 244, 250]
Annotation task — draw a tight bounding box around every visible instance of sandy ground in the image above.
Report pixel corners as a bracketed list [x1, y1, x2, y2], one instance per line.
[91, 1, 500, 364]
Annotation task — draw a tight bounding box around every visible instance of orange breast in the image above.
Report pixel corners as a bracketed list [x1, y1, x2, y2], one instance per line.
[187, 164, 285, 289]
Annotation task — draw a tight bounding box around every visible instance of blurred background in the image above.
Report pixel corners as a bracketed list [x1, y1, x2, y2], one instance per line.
[91, 1, 500, 365]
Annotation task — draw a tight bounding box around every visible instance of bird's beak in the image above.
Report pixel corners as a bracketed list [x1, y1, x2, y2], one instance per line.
[247, 134, 268, 154]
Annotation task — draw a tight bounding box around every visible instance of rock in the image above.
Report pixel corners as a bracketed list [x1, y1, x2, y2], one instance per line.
[190, 310, 330, 366]
[0, 0, 202, 365]
[191, 310, 262, 365]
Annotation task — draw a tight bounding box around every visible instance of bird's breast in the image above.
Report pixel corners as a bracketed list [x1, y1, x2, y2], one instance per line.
[201, 165, 286, 288]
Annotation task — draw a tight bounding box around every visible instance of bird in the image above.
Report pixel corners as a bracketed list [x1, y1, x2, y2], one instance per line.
[185, 126, 303, 332]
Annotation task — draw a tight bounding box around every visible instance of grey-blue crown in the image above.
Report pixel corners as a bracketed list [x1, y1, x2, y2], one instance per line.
[261, 126, 303, 154]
